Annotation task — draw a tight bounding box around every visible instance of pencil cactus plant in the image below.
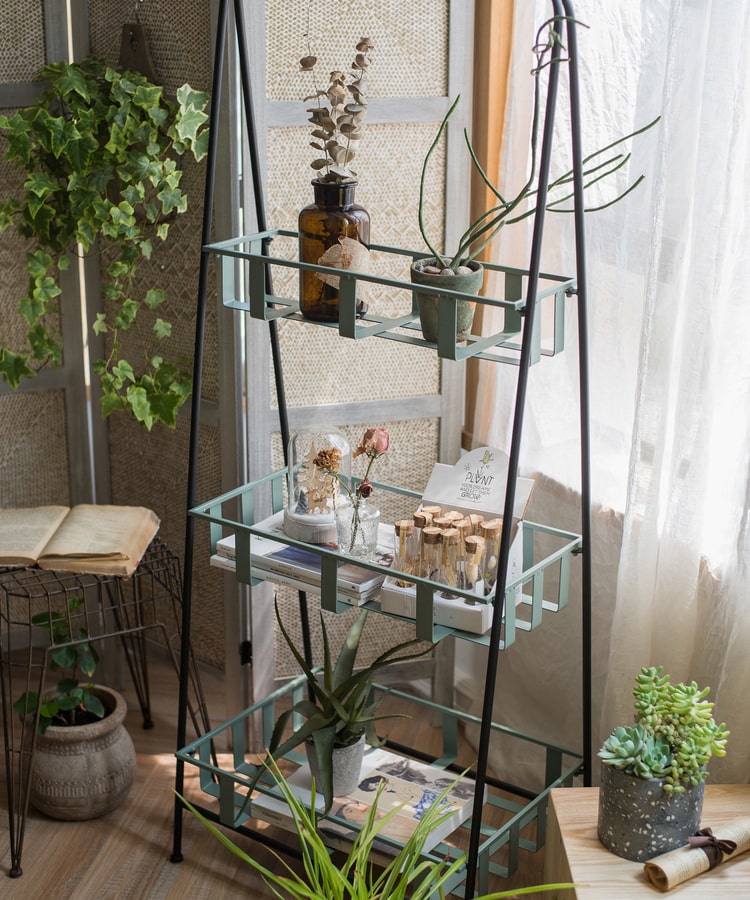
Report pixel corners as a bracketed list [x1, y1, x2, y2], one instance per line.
[598, 666, 729, 793]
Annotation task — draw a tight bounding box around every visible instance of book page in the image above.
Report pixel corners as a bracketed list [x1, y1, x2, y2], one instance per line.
[38, 505, 160, 575]
[0, 506, 70, 565]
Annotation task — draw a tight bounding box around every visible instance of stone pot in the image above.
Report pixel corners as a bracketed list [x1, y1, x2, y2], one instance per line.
[306, 734, 366, 798]
[30, 684, 136, 821]
[597, 763, 704, 861]
[410, 257, 484, 343]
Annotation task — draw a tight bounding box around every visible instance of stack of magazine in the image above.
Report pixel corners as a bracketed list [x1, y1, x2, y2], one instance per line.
[210, 510, 393, 604]
[251, 746, 483, 856]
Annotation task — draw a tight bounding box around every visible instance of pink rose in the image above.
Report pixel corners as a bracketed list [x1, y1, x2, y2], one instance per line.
[354, 427, 389, 459]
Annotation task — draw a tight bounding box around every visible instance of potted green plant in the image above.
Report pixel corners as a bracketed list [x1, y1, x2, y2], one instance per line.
[13, 595, 136, 820]
[253, 601, 433, 813]
[412, 17, 658, 343]
[180, 759, 574, 899]
[597, 665, 729, 862]
[0, 56, 210, 429]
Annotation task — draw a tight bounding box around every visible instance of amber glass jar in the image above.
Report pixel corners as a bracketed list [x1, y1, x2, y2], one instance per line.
[298, 180, 370, 322]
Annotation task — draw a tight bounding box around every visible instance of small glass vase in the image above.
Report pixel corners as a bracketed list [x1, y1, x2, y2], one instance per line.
[298, 180, 370, 322]
[335, 497, 380, 559]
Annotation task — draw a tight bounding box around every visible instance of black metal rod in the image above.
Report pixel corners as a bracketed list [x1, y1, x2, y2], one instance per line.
[562, 0, 593, 786]
[172, 0, 229, 864]
[463, 6, 566, 896]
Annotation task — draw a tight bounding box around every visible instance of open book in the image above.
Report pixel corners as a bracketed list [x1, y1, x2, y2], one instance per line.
[0, 505, 160, 577]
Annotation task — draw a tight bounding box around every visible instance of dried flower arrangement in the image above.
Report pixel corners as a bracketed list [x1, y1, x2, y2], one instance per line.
[314, 426, 389, 552]
[299, 36, 374, 184]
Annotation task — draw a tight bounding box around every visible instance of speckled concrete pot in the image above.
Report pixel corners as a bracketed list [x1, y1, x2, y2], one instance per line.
[597, 763, 704, 861]
[306, 734, 365, 798]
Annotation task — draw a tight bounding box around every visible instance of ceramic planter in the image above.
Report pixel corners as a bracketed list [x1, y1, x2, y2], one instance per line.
[597, 763, 704, 861]
[410, 257, 484, 343]
[30, 685, 136, 821]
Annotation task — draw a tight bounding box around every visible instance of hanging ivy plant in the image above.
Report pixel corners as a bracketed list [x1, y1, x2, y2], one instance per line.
[0, 56, 210, 429]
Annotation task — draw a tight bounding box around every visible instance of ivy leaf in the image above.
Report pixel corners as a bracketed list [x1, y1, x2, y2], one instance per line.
[100, 385, 125, 420]
[144, 288, 165, 310]
[153, 318, 171, 339]
[126, 385, 155, 430]
[0, 349, 35, 388]
[93, 313, 108, 335]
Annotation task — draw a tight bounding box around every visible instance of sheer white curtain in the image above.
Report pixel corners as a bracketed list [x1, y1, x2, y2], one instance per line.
[470, 0, 750, 783]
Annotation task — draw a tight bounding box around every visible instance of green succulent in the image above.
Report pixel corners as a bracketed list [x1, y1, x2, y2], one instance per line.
[599, 666, 730, 793]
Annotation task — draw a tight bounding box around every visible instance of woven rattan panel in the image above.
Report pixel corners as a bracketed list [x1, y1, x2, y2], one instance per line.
[88, 1, 219, 666]
[266, 123, 445, 407]
[265, 0, 448, 100]
[109, 414, 226, 670]
[0, 392, 71, 509]
[0, 11, 44, 82]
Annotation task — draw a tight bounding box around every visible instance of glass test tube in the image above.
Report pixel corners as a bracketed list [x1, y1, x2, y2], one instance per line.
[480, 518, 502, 596]
[421, 527, 443, 582]
[411, 510, 432, 577]
[393, 519, 415, 586]
[439, 527, 460, 597]
[463, 535, 484, 594]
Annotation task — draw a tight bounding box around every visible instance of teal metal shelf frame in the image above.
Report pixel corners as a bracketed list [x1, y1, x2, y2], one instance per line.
[205, 229, 576, 364]
[190, 469, 582, 647]
[176, 673, 583, 895]
[174, 2, 593, 897]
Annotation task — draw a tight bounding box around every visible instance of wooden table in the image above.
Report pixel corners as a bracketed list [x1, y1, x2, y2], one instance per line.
[544, 784, 750, 898]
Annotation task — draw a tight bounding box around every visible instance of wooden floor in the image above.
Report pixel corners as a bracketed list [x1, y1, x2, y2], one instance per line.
[0, 649, 549, 898]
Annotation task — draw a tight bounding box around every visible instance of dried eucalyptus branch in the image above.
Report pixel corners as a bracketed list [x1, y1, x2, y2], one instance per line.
[300, 36, 374, 183]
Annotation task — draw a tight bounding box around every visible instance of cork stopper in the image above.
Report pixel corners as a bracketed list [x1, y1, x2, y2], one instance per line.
[422, 526, 443, 545]
[394, 519, 414, 535]
[481, 518, 503, 539]
[413, 511, 432, 529]
[467, 513, 484, 534]
[443, 510, 464, 523]
[433, 515, 455, 530]
[464, 535, 484, 558]
[420, 505, 442, 518]
[441, 527, 460, 546]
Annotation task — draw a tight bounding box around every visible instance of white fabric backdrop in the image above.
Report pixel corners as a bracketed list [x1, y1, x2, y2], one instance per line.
[467, 0, 750, 785]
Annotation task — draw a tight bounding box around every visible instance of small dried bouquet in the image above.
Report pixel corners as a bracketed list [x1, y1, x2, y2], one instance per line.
[300, 36, 374, 183]
[314, 427, 389, 552]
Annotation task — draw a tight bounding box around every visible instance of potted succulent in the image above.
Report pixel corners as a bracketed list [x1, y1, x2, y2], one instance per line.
[252, 601, 433, 813]
[180, 758, 574, 899]
[0, 56, 210, 429]
[597, 665, 729, 861]
[297, 37, 374, 321]
[13, 595, 136, 820]
[412, 17, 658, 343]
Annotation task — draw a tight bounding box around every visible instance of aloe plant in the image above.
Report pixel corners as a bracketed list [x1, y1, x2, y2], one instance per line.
[255, 601, 433, 813]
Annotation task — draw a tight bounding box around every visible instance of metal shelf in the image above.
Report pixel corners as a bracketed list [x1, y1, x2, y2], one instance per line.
[204, 229, 576, 364]
[189, 468, 582, 646]
[176, 674, 583, 894]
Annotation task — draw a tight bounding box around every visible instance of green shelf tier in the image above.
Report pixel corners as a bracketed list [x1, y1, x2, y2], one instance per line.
[203, 230, 576, 364]
[189, 468, 582, 647]
[176, 674, 583, 895]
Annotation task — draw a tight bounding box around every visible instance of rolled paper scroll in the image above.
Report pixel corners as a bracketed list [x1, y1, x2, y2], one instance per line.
[643, 818, 750, 891]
